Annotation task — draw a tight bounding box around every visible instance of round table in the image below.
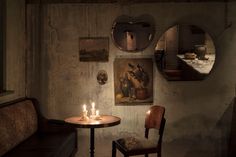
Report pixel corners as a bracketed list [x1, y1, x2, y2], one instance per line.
[65, 115, 121, 157]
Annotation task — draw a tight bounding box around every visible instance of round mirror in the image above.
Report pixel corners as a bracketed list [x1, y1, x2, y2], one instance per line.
[111, 15, 155, 52]
[155, 24, 216, 81]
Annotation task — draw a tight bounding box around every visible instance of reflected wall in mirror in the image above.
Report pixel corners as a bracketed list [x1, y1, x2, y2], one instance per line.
[155, 24, 216, 81]
[111, 15, 155, 52]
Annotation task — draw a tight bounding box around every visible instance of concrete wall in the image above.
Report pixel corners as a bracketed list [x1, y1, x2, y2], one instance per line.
[27, 2, 236, 157]
[0, 0, 25, 103]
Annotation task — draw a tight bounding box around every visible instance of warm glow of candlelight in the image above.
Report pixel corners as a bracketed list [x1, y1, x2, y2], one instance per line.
[96, 110, 99, 116]
[83, 104, 87, 111]
[146, 110, 151, 114]
[91, 102, 95, 109]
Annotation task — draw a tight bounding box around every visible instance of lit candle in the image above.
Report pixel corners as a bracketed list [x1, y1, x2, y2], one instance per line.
[91, 102, 95, 109]
[83, 104, 87, 111]
[82, 104, 88, 118]
[91, 102, 96, 116]
[146, 110, 151, 115]
[96, 110, 99, 117]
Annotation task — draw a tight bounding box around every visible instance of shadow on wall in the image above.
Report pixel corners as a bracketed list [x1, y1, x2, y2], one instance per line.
[164, 98, 235, 157]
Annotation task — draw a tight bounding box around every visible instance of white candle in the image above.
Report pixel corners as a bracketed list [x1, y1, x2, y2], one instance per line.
[96, 110, 99, 116]
[82, 104, 88, 118]
[83, 104, 87, 111]
[91, 102, 95, 109]
[91, 102, 96, 116]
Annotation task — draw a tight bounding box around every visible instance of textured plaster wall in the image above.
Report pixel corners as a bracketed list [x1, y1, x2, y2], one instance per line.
[0, 0, 25, 103]
[27, 2, 236, 157]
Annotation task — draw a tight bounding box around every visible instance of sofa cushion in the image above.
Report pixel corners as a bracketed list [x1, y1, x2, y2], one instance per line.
[3, 131, 77, 157]
[0, 100, 38, 156]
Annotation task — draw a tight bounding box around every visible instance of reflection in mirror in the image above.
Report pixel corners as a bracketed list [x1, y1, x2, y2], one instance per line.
[111, 15, 155, 52]
[155, 24, 216, 81]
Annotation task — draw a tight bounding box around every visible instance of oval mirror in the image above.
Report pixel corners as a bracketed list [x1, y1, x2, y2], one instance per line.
[111, 15, 155, 52]
[155, 24, 216, 81]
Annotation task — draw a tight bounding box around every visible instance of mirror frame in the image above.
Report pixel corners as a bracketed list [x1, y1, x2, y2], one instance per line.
[111, 14, 155, 52]
[155, 24, 216, 81]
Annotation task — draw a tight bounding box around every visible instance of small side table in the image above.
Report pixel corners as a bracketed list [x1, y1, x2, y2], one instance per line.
[65, 115, 121, 157]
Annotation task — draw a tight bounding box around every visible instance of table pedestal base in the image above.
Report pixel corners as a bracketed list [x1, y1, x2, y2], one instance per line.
[90, 128, 95, 157]
[64, 115, 121, 157]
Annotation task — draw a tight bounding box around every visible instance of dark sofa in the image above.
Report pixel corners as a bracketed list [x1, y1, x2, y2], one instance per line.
[0, 98, 77, 157]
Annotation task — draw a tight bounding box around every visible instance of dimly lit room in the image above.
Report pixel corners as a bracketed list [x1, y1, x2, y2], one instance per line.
[0, 0, 236, 157]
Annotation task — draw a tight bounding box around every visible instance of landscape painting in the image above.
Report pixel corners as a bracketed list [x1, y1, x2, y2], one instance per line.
[79, 37, 109, 62]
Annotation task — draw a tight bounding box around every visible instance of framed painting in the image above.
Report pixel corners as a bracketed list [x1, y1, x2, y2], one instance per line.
[114, 58, 153, 105]
[79, 37, 109, 62]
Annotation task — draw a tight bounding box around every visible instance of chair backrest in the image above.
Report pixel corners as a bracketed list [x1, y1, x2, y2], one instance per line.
[145, 105, 165, 130]
[144, 105, 165, 143]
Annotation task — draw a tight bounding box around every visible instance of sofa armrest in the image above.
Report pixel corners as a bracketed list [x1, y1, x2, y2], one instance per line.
[38, 118, 76, 134]
[28, 98, 77, 134]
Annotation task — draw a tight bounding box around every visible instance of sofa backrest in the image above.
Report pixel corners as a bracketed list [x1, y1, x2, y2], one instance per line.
[0, 99, 38, 156]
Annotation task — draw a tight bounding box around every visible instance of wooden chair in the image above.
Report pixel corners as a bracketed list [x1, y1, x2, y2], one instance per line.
[112, 105, 166, 157]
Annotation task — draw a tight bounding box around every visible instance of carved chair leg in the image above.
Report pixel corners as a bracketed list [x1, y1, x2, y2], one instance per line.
[112, 141, 116, 157]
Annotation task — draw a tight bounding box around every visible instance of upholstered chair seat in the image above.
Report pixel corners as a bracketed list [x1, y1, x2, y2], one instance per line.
[117, 136, 158, 151]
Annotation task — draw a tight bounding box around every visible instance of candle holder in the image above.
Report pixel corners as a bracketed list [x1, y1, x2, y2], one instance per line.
[91, 108, 96, 117]
[81, 103, 102, 121]
[95, 110, 101, 120]
[90, 115, 96, 120]
[95, 116, 102, 120]
[81, 110, 89, 121]
[81, 115, 89, 121]
[81, 104, 89, 121]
